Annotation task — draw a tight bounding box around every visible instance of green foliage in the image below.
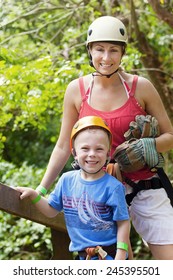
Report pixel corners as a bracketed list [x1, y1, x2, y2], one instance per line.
[0, 55, 62, 130]
[0, 161, 53, 260]
[0, 161, 45, 187]
[0, 0, 99, 161]
[0, 212, 52, 260]
[0, 53, 90, 165]
[134, 3, 173, 78]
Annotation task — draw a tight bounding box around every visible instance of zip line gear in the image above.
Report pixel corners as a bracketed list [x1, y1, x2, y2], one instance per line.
[113, 114, 164, 173]
[86, 16, 127, 46]
[70, 116, 112, 150]
[114, 137, 164, 173]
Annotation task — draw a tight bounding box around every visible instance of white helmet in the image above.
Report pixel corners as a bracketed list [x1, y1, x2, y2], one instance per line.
[87, 16, 127, 46]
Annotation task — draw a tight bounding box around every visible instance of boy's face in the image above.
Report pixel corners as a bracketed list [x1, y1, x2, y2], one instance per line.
[73, 128, 110, 177]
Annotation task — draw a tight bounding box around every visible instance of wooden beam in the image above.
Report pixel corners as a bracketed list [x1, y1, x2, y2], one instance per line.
[0, 182, 73, 259]
[51, 229, 72, 260]
[0, 182, 66, 232]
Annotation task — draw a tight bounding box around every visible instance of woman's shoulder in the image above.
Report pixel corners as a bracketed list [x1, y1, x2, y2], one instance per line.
[67, 74, 92, 89]
[122, 72, 156, 98]
[122, 71, 151, 85]
[64, 74, 92, 109]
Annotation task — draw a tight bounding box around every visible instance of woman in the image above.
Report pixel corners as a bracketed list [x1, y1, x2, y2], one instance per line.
[37, 16, 173, 259]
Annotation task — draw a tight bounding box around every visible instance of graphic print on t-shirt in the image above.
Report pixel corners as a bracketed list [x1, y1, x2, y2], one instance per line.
[63, 191, 113, 231]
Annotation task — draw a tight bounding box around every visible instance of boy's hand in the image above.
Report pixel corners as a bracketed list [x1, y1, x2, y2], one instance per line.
[16, 187, 58, 218]
[16, 187, 38, 200]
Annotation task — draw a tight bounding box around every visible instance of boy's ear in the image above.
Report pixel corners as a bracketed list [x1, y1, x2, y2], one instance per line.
[107, 152, 111, 164]
[71, 148, 76, 157]
[107, 156, 111, 165]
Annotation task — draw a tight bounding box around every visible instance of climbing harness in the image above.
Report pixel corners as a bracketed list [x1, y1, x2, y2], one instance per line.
[78, 244, 116, 260]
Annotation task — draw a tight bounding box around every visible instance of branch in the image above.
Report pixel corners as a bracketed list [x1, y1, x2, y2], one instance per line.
[49, 11, 76, 43]
[0, 11, 76, 45]
[148, 0, 173, 28]
[0, 2, 73, 29]
[0, 29, 40, 45]
[130, 68, 173, 79]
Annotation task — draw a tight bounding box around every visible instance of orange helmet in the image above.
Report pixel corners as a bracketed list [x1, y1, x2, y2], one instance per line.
[70, 116, 112, 150]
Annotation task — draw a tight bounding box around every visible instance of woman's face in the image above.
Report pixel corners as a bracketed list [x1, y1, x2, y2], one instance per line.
[89, 42, 123, 75]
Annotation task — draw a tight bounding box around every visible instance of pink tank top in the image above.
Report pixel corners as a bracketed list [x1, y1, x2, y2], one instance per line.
[78, 75, 154, 180]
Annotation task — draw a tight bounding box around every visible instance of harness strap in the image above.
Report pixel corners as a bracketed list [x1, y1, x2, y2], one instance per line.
[125, 169, 173, 207]
[157, 168, 173, 207]
[125, 177, 162, 206]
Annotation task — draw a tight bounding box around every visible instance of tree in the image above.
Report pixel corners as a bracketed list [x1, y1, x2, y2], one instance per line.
[148, 0, 173, 28]
[130, 0, 173, 119]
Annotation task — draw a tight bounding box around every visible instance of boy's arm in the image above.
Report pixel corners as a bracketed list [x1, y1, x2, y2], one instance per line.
[115, 220, 131, 260]
[16, 187, 58, 218]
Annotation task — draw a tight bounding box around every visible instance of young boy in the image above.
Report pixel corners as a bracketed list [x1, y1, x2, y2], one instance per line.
[16, 116, 130, 260]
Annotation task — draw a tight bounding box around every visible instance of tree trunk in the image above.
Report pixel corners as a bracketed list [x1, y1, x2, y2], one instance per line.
[131, 0, 173, 120]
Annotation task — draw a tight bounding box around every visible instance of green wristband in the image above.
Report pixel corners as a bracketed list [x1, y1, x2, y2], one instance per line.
[117, 242, 128, 252]
[36, 185, 47, 196]
[32, 194, 41, 204]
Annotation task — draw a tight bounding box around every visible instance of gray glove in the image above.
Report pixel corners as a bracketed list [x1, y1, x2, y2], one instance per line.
[124, 115, 160, 140]
[142, 138, 164, 171]
[113, 137, 164, 173]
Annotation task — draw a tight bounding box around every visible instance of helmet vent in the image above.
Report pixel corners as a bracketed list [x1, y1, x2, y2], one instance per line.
[120, 28, 125, 36]
[88, 29, 92, 36]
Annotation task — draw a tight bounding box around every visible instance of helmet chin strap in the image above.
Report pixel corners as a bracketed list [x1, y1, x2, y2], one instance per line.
[92, 67, 119, 78]
[71, 159, 108, 174]
[81, 157, 110, 174]
[80, 166, 104, 175]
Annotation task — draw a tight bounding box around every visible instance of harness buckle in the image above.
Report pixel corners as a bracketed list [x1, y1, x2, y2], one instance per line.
[97, 246, 107, 259]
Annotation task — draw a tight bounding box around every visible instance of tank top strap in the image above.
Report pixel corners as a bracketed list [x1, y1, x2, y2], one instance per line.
[129, 75, 138, 97]
[79, 75, 138, 100]
[78, 77, 90, 101]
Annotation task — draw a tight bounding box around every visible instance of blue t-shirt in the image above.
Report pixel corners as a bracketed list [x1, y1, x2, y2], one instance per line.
[48, 170, 129, 252]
